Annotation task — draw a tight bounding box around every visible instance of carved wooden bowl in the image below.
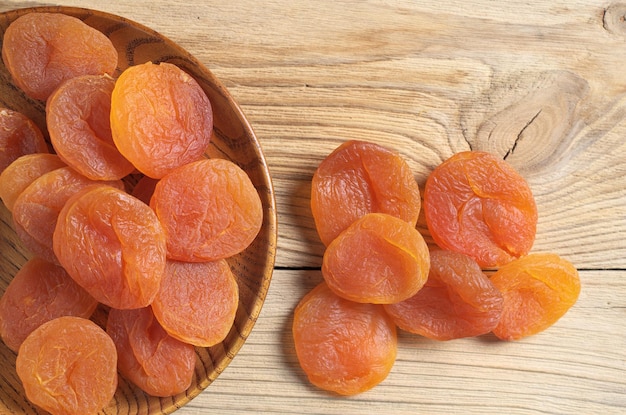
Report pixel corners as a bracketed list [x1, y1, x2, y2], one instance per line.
[0, 6, 277, 414]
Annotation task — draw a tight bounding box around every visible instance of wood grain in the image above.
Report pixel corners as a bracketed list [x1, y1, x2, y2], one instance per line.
[0, 0, 624, 414]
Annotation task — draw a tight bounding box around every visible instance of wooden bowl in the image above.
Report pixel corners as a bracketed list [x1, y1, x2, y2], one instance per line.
[0, 6, 277, 414]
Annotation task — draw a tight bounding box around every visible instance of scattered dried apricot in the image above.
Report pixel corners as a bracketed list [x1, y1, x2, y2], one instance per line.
[47, 74, 135, 180]
[53, 185, 166, 309]
[110, 61, 213, 178]
[322, 212, 430, 304]
[2, 12, 118, 101]
[152, 259, 239, 347]
[490, 253, 580, 341]
[16, 316, 118, 415]
[293, 281, 397, 396]
[424, 151, 537, 268]
[384, 250, 504, 340]
[106, 307, 196, 397]
[0, 108, 48, 173]
[311, 140, 421, 246]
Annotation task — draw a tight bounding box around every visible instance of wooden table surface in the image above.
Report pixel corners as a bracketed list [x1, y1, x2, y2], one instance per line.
[1, 1, 625, 414]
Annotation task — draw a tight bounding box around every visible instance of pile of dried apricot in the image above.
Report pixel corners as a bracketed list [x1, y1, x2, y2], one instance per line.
[294, 140, 580, 396]
[0, 12, 262, 414]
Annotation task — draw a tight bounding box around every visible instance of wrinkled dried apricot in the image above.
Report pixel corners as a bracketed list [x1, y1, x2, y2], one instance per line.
[0, 257, 97, 353]
[424, 151, 537, 268]
[16, 316, 117, 415]
[322, 213, 429, 304]
[2, 12, 117, 101]
[311, 140, 421, 246]
[12, 167, 123, 263]
[152, 259, 238, 347]
[0, 153, 65, 211]
[490, 253, 580, 341]
[293, 281, 397, 396]
[106, 307, 196, 397]
[384, 250, 504, 340]
[47, 74, 134, 180]
[110, 61, 213, 178]
[0, 108, 48, 173]
[150, 158, 263, 262]
[54, 185, 166, 309]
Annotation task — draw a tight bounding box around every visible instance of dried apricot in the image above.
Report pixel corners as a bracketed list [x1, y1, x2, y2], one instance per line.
[490, 253, 580, 340]
[110, 61, 213, 178]
[0, 153, 65, 211]
[2, 12, 117, 101]
[12, 167, 123, 263]
[424, 151, 537, 268]
[311, 140, 421, 246]
[0, 108, 48, 173]
[16, 316, 118, 415]
[150, 158, 263, 262]
[53, 185, 166, 309]
[47, 74, 135, 180]
[384, 250, 504, 340]
[152, 259, 238, 347]
[293, 281, 397, 396]
[106, 307, 196, 397]
[322, 213, 429, 304]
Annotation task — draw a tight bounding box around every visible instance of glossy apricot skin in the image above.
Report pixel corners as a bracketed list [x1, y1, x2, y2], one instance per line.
[293, 281, 397, 396]
[152, 259, 239, 347]
[0, 153, 66, 211]
[150, 158, 263, 262]
[311, 140, 421, 246]
[16, 316, 118, 415]
[424, 151, 538, 268]
[322, 213, 430, 304]
[110, 61, 213, 179]
[53, 185, 166, 309]
[0, 108, 49, 173]
[384, 250, 504, 340]
[106, 307, 196, 397]
[490, 253, 580, 341]
[12, 167, 123, 264]
[47, 74, 135, 180]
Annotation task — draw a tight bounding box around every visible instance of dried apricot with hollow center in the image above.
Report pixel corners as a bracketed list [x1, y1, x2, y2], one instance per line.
[0, 108, 48, 173]
[16, 316, 118, 415]
[424, 151, 537, 268]
[311, 140, 421, 246]
[2, 12, 118, 101]
[53, 185, 166, 309]
[384, 250, 504, 340]
[293, 281, 397, 396]
[322, 212, 430, 304]
[110, 61, 213, 178]
[490, 253, 580, 341]
[150, 158, 263, 262]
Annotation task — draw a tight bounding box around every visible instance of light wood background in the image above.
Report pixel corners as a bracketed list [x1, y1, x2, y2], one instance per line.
[1, 1, 625, 414]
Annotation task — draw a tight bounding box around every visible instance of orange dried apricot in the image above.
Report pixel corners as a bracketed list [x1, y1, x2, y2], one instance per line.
[12, 167, 123, 263]
[424, 151, 537, 268]
[110, 61, 213, 178]
[16, 316, 118, 415]
[0, 257, 97, 352]
[384, 250, 504, 340]
[322, 212, 429, 304]
[106, 307, 196, 397]
[2, 12, 117, 101]
[152, 259, 238, 347]
[311, 140, 421, 246]
[0, 108, 48, 173]
[293, 281, 397, 396]
[47, 74, 135, 180]
[0, 153, 65, 211]
[150, 158, 263, 262]
[53, 185, 166, 309]
[490, 253, 580, 341]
